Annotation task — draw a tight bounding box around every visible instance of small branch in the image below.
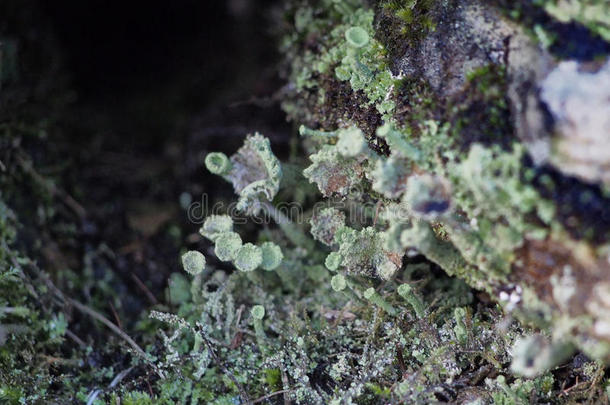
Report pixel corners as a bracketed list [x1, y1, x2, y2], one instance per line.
[16, 152, 87, 220]
[234, 304, 245, 331]
[65, 329, 87, 348]
[69, 299, 149, 362]
[281, 369, 291, 405]
[251, 389, 292, 404]
[146, 375, 154, 397]
[29, 262, 164, 378]
[109, 366, 135, 388]
[396, 343, 407, 379]
[195, 323, 250, 404]
[109, 301, 122, 330]
[131, 273, 158, 305]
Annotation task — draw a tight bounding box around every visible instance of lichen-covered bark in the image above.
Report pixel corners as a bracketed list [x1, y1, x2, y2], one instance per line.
[281, 0, 610, 364]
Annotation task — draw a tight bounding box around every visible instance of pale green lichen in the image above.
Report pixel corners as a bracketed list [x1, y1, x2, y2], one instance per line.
[157, 0, 610, 401]
[363, 287, 397, 316]
[310, 207, 346, 246]
[251, 304, 265, 320]
[336, 127, 367, 158]
[442, 144, 551, 276]
[303, 145, 365, 197]
[299, 125, 338, 138]
[330, 274, 347, 291]
[376, 122, 422, 163]
[204, 152, 231, 175]
[281, 0, 397, 117]
[213, 232, 242, 262]
[399, 220, 488, 290]
[260, 241, 283, 271]
[510, 335, 575, 378]
[325, 251, 343, 271]
[403, 174, 452, 220]
[206, 133, 282, 214]
[337, 226, 401, 279]
[453, 307, 469, 345]
[371, 154, 410, 199]
[382, 221, 410, 252]
[181, 250, 206, 275]
[397, 283, 425, 319]
[291, 21, 605, 366]
[234, 243, 263, 272]
[200, 215, 233, 241]
[251, 305, 268, 356]
[160, 0, 610, 402]
[345, 26, 369, 48]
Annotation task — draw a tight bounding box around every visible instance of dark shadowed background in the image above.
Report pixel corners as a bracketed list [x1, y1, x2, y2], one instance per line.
[2, 0, 290, 320]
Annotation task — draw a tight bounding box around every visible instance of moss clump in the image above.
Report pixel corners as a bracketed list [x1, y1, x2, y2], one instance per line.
[374, 0, 440, 68]
[447, 64, 514, 151]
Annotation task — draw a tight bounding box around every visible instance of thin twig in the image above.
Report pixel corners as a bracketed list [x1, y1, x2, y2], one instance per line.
[65, 329, 87, 348]
[251, 389, 292, 404]
[109, 366, 135, 388]
[109, 301, 122, 329]
[281, 369, 291, 405]
[69, 299, 149, 362]
[29, 262, 164, 378]
[39, 354, 82, 367]
[396, 343, 407, 379]
[560, 376, 588, 397]
[131, 273, 158, 305]
[234, 304, 245, 331]
[146, 375, 154, 397]
[196, 324, 250, 404]
[332, 300, 353, 328]
[16, 152, 87, 220]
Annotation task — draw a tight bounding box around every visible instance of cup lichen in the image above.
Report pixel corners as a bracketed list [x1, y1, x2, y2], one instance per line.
[181, 250, 206, 275]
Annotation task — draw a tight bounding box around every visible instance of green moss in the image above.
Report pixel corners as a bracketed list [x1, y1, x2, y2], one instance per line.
[374, 0, 440, 66]
[448, 64, 513, 150]
[382, 0, 437, 39]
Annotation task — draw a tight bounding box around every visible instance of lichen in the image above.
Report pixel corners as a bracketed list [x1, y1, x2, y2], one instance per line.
[181, 250, 207, 275]
[6, 0, 609, 402]
[303, 145, 366, 197]
[205, 133, 282, 214]
[277, 0, 610, 378]
[310, 207, 346, 246]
